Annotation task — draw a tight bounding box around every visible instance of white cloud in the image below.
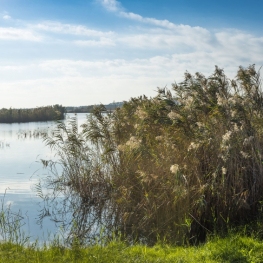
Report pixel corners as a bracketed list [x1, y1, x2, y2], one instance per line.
[74, 37, 115, 47]
[118, 29, 211, 51]
[0, 27, 41, 41]
[99, 0, 192, 31]
[96, 0, 263, 62]
[33, 21, 114, 37]
[119, 11, 179, 30]
[98, 0, 122, 12]
[3, 14, 11, 20]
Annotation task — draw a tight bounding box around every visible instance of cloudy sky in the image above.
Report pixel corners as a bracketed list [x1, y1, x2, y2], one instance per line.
[0, 0, 262, 108]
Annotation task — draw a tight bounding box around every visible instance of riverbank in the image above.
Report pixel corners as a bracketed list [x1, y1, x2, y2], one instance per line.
[0, 234, 262, 263]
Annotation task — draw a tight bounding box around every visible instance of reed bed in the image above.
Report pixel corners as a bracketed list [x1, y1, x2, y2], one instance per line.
[39, 65, 263, 245]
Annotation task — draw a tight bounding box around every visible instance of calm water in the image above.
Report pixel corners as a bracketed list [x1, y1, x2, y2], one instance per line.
[0, 113, 88, 241]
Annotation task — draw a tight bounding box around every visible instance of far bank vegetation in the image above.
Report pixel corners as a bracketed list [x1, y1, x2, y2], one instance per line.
[0, 104, 65, 123]
[65, 102, 123, 113]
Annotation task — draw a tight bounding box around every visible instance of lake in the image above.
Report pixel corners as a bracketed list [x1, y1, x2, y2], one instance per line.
[0, 113, 88, 242]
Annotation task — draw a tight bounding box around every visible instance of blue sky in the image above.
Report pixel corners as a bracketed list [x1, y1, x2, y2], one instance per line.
[0, 0, 262, 108]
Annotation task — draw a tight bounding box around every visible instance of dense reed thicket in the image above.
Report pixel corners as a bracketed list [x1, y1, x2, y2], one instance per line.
[0, 104, 65, 123]
[41, 65, 263, 245]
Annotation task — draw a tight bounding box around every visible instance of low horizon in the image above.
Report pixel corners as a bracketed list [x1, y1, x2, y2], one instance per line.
[0, 101, 124, 109]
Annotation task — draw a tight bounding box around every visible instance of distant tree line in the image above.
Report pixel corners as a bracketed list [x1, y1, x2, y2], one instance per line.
[0, 105, 65, 123]
[66, 105, 94, 113]
[66, 102, 123, 113]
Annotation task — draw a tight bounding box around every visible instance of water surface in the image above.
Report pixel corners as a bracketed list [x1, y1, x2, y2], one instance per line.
[0, 113, 88, 241]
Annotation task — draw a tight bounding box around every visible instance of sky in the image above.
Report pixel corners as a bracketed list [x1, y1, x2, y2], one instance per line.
[0, 0, 263, 108]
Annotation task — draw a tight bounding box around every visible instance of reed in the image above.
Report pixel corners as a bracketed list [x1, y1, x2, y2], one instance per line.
[40, 65, 263, 245]
[0, 196, 29, 246]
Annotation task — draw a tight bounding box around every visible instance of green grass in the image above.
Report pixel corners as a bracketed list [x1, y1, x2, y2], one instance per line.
[1, 234, 263, 263]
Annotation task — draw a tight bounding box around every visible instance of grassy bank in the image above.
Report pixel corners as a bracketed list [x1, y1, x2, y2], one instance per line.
[1, 234, 263, 263]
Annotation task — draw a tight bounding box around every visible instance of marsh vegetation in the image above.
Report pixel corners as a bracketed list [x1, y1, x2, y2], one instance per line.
[37, 65, 263, 247]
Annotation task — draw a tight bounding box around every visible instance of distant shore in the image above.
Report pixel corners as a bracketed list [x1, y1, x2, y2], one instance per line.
[0, 105, 65, 123]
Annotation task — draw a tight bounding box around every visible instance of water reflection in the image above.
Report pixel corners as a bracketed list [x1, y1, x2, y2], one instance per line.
[0, 141, 10, 149]
[0, 113, 88, 241]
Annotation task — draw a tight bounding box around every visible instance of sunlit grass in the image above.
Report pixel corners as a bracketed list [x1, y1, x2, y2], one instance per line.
[1, 234, 263, 262]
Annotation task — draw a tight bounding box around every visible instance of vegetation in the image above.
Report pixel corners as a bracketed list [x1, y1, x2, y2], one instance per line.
[66, 105, 94, 113]
[65, 102, 123, 113]
[1, 235, 263, 263]
[0, 104, 65, 123]
[39, 65, 263, 246]
[1, 198, 263, 262]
